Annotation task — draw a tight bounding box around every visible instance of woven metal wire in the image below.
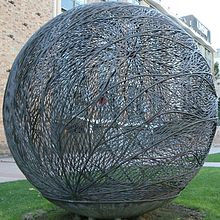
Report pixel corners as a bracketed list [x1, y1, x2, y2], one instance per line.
[3, 2, 217, 219]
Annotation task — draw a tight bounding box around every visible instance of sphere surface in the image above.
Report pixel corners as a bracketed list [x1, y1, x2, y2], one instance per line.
[3, 2, 217, 218]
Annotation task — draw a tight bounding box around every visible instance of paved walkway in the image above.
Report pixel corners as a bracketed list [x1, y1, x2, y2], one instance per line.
[0, 157, 25, 183]
[209, 145, 220, 154]
[0, 146, 220, 183]
[203, 145, 220, 167]
[203, 162, 220, 167]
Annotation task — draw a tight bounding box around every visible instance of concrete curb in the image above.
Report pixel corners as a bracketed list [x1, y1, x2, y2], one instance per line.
[203, 162, 220, 167]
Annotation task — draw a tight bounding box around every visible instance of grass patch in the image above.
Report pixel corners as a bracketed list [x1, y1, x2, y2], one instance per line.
[0, 180, 67, 220]
[0, 168, 220, 219]
[205, 153, 220, 162]
[175, 168, 220, 220]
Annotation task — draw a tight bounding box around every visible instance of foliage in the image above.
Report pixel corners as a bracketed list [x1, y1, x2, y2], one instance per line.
[218, 98, 220, 123]
[214, 62, 219, 76]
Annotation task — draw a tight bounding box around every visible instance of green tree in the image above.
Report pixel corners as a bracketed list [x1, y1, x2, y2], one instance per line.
[214, 61, 219, 76]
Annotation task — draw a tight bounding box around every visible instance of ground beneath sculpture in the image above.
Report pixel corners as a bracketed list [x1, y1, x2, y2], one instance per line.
[22, 204, 205, 220]
[137, 204, 204, 220]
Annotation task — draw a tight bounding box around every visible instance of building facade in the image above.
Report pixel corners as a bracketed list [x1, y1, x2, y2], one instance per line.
[59, 0, 147, 12]
[180, 15, 211, 43]
[214, 48, 220, 97]
[180, 15, 214, 71]
[145, 0, 215, 74]
[56, 0, 215, 72]
[0, 0, 53, 154]
[215, 48, 220, 64]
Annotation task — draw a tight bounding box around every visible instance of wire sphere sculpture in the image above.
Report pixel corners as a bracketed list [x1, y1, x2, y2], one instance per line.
[3, 2, 217, 219]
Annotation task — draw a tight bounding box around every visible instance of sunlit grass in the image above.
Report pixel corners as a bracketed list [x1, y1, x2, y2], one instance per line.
[0, 168, 220, 219]
[205, 153, 220, 162]
[175, 168, 220, 220]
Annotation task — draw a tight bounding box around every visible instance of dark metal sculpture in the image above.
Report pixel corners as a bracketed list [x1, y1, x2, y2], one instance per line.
[3, 2, 217, 219]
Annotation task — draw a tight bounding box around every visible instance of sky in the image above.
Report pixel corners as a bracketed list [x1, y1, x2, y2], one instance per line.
[161, 0, 220, 49]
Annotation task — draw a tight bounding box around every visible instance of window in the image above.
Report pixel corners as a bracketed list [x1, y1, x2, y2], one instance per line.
[61, 0, 73, 11]
[127, 0, 140, 4]
[75, 0, 85, 7]
[61, 0, 85, 12]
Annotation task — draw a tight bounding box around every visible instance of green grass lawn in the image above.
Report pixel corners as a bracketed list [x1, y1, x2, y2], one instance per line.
[0, 168, 220, 220]
[0, 181, 69, 220]
[175, 168, 220, 220]
[205, 153, 220, 162]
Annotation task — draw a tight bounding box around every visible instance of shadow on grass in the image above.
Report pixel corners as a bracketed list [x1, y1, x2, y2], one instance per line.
[22, 203, 205, 220]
